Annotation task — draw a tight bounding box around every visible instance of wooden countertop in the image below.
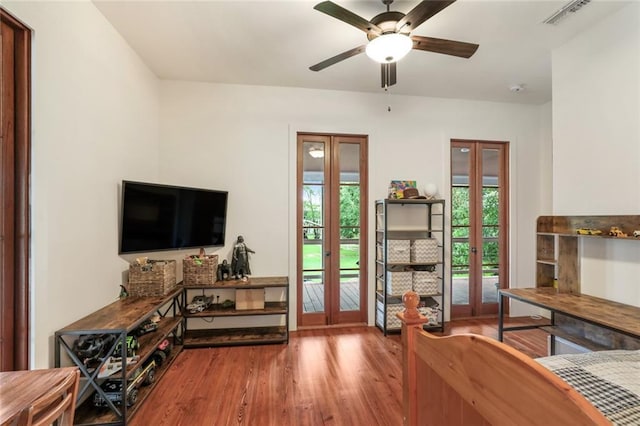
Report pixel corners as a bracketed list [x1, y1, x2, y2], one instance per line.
[500, 287, 640, 338]
[0, 367, 78, 425]
[56, 287, 182, 333]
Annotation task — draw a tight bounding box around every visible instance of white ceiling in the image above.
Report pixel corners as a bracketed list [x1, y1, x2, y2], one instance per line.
[93, 0, 631, 104]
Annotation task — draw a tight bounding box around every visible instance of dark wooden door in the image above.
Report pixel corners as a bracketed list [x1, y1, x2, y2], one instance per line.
[450, 140, 509, 318]
[0, 8, 31, 371]
[296, 133, 368, 327]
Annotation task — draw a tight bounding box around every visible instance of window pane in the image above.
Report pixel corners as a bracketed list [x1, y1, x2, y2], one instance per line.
[339, 143, 359, 183]
[339, 185, 360, 227]
[303, 141, 324, 184]
[302, 237, 323, 271]
[339, 272, 360, 311]
[339, 241, 359, 269]
[452, 187, 469, 227]
[482, 187, 499, 226]
[303, 271, 324, 313]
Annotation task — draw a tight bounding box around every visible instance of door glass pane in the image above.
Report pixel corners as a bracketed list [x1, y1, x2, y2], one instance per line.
[303, 270, 324, 313]
[451, 146, 471, 306]
[302, 141, 325, 314]
[303, 142, 325, 184]
[482, 149, 500, 304]
[339, 142, 360, 312]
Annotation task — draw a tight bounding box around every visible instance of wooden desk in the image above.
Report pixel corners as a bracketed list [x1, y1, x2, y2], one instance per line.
[498, 288, 640, 353]
[0, 367, 78, 425]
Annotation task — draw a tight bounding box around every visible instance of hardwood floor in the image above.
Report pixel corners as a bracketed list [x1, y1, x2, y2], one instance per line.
[131, 317, 547, 426]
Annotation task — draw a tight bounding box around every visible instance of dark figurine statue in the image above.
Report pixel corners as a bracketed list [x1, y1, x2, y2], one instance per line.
[231, 235, 255, 280]
[217, 259, 231, 281]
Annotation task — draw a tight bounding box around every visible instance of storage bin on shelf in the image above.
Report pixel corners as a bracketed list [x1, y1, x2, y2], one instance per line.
[387, 239, 410, 263]
[128, 260, 177, 296]
[376, 300, 403, 329]
[183, 254, 218, 286]
[386, 271, 413, 296]
[413, 271, 439, 295]
[411, 238, 439, 263]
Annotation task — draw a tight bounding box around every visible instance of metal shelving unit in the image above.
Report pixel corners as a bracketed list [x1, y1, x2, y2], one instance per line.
[375, 199, 445, 335]
[54, 289, 183, 425]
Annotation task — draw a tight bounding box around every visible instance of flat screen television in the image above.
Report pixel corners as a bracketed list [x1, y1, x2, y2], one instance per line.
[119, 181, 228, 254]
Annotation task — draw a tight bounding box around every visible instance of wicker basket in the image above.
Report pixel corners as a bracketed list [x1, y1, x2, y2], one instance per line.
[183, 254, 218, 286]
[128, 260, 177, 296]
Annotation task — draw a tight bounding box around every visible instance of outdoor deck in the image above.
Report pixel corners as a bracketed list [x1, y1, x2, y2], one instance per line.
[302, 278, 499, 313]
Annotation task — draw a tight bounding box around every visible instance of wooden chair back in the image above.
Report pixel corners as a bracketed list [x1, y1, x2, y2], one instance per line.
[17, 368, 79, 426]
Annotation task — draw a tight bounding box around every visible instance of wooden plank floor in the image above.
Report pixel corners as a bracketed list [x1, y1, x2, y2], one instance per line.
[130, 317, 547, 426]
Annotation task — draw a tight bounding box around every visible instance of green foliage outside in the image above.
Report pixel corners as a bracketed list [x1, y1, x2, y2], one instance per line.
[452, 186, 500, 277]
[302, 184, 361, 280]
[302, 183, 501, 278]
[302, 244, 359, 271]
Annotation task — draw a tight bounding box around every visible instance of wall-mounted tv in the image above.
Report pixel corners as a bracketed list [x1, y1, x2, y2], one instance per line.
[119, 181, 228, 254]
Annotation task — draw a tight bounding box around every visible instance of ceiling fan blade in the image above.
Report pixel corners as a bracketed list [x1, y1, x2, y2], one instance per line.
[396, 1, 456, 33]
[411, 35, 479, 58]
[309, 45, 366, 72]
[381, 63, 397, 88]
[314, 1, 382, 35]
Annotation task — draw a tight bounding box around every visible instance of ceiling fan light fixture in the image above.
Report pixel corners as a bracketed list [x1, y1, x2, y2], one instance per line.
[365, 33, 412, 64]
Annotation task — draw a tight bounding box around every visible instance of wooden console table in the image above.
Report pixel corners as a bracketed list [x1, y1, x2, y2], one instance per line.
[498, 287, 640, 353]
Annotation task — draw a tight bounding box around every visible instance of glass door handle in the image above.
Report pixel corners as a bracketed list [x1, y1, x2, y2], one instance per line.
[325, 251, 331, 257]
[471, 247, 477, 253]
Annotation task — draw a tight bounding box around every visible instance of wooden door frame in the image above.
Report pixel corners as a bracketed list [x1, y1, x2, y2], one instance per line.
[1, 7, 31, 371]
[329, 134, 368, 325]
[450, 139, 509, 318]
[296, 133, 368, 327]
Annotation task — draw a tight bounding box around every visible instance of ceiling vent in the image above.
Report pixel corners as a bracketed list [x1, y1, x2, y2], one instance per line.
[543, 0, 592, 25]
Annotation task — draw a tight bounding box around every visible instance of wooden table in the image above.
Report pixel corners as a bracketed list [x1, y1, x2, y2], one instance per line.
[498, 287, 640, 353]
[0, 367, 78, 425]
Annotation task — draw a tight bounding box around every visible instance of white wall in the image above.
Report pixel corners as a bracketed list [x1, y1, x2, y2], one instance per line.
[552, 3, 640, 306]
[2, 1, 161, 368]
[159, 82, 552, 326]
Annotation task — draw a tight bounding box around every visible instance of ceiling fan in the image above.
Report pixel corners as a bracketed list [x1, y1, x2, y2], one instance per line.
[309, 0, 479, 88]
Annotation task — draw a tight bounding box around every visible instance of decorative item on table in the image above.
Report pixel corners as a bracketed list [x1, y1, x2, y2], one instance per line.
[608, 226, 627, 237]
[128, 259, 177, 296]
[183, 248, 218, 286]
[232, 235, 255, 280]
[403, 187, 426, 199]
[217, 259, 231, 281]
[634, 230, 640, 238]
[424, 183, 438, 200]
[389, 180, 417, 199]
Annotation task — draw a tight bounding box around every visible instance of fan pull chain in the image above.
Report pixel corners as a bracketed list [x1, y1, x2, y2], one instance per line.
[386, 85, 391, 112]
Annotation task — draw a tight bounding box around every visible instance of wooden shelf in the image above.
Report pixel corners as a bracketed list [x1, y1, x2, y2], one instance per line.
[55, 289, 184, 426]
[539, 326, 610, 352]
[183, 326, 288, 347]
[183, 301, 287, 318]
[56, 287, 183, 334]
[74, 344, 182, 425]
[537, 215, 640, 236]
[182, 276, 289, 348]
[182, 276, 288, 290]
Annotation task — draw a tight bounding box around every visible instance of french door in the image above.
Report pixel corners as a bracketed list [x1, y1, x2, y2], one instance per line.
[1, 9, 31, 371]
[450, 140, 509, 318]
[296, 133, 368, 327]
